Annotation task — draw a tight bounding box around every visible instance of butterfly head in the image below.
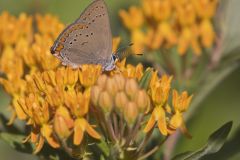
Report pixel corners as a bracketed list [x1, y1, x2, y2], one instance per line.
[103, 54, 118, 71]
[112, 53, 119, 62]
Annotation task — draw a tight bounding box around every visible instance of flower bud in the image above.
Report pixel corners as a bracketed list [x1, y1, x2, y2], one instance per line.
[125, 78, 138, 99]
[91, 86, 102, 106]
[115, 91, 128, 112]
[135, 90, 150, 112]
[97, 74, 107, 89]
[106, 77, 118, 96]
[98, 91, 113, 113]
[113, 74, 125, 91]
[124, 101, 138, 124]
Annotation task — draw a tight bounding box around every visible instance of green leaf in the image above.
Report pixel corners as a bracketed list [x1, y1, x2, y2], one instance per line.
[206, 121, 233, 153]
[172, 121, 233, 160]
[139, 68, 152, 89]
[0, 132, 34, 153]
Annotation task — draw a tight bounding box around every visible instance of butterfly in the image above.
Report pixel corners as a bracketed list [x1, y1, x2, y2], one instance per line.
[50, 0, 116, 71]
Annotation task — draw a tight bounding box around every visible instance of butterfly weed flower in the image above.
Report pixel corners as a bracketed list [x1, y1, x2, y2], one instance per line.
[119, 6, 144, 30]
[0, 12, 193, 160]
[166, 89, 193, 137]
[0, 13, 63, 123]
[0, 12, 33, 46]
[35, 14, 65, 39]
[79, 65, 102, 88]
[119, 0, 218, 55]
[17, 66, 102, 152]
[117, 59, 144, 80]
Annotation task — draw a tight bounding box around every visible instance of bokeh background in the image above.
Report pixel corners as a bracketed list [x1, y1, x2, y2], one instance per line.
[0, 0, 239, 160]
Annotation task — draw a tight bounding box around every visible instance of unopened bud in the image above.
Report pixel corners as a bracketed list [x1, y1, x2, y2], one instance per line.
[124, 101, 138, 124]
[97, 74, 108, 89]
[91, 86, 102, 106]
[135, 90, 150, 112]
[114, 74, 125, 91]
[115, 91, 128, 112]
[125, 78, 138, 99]
[98, 91, 113, 112]
[106, 77, 118, 96]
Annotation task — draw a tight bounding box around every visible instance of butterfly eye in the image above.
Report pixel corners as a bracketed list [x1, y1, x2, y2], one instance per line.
[50, 46, 55, 54]
[112, 54, 118, 61]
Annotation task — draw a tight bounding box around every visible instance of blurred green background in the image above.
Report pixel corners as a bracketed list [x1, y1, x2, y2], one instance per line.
[0, 0, 240, 160]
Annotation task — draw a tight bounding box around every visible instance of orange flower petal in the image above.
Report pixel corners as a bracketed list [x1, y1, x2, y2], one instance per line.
[156, 107, 168, 136]
[144, 108, 157, 133]
[74, 118, 86, 145]
[41, 124, 60, 148]
[74, 126, 84, 146]
[33, 135, 44, 154]
[169, 111, 183, 131]
[86, 123, 101, 140]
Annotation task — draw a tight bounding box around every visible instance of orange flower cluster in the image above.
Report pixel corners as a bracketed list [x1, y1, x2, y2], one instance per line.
[18, 66, 102, 153]
[119, 0, 218, 55]
[0, 12, 192, 158]
[144, 72, 193, 136]
[12, 63, 192, 154]
[0, 12, 63, 124]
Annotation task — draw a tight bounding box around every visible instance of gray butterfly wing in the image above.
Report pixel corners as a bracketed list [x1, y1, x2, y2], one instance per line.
[76, 0, 107, 23]
[51, 0, 112, 67]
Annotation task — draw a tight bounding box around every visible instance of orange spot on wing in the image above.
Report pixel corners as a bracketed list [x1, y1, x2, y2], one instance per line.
[64, 33, 69, 37]
[60, 37, 66, 42]
[56, 44, 64, 52]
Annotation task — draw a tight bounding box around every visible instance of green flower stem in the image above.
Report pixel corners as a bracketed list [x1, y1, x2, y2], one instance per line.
[107, 116, 117, 142]
[119, 113, 125, 142]
[124, 115, 144, 147]
[137, 126, 154, 155]
[112, 112, 119, 139]
[138, 136, 169, 160]
[91, 106, 108, 140]
[91, 105, 116, 142]
[60, 139, 73, 157]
